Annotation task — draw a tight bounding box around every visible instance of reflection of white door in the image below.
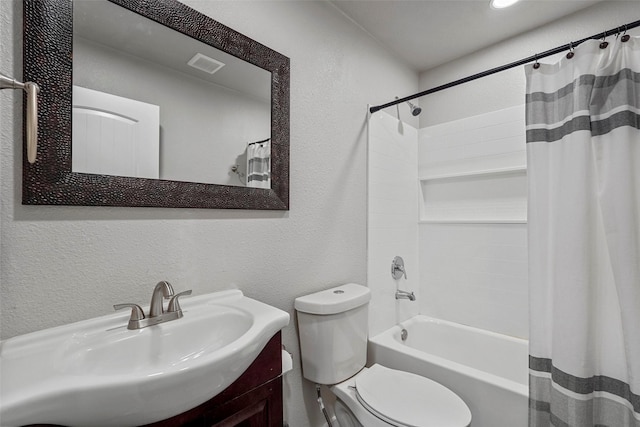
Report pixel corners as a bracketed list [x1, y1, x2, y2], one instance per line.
[72, 86, 160, 179]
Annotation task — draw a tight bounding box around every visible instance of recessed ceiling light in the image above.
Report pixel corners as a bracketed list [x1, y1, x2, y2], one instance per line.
[490, 0, 521, 9]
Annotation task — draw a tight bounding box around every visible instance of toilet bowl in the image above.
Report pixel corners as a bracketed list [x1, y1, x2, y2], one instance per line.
[331, 364, 471, 427]
[294, 283, 471, 427]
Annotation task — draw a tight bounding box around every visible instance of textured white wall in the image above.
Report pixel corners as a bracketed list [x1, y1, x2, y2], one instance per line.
[0, 1, 418, 426]
[367, 111, 419, 337]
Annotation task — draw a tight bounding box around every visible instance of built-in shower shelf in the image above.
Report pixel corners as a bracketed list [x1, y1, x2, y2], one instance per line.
[419, 218, 527, 224]
[419, 165, 527, 224]
[419, 165, 526, 181]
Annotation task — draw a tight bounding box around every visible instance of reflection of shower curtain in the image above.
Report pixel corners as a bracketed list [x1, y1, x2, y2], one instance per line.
[526, 37, 640, 426]
[247, 139, 271, 189]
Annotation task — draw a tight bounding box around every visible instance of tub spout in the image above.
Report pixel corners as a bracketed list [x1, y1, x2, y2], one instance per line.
[395, 289, 415, 301]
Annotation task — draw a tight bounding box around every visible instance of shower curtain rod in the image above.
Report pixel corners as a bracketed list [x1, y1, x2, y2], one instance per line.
[369, 18, 640, 114]
[248, 138, 270, 146]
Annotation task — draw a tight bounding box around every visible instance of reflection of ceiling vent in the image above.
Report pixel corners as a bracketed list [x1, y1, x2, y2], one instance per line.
[187, 53, 225, 74]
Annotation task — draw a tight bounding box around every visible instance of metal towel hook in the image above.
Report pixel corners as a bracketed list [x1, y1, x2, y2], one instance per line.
[0, 73, 39, 163]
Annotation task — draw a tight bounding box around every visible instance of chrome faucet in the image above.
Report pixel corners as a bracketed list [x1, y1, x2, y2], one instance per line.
[114, 281, 192, 330]
[395, 289, 416, 301]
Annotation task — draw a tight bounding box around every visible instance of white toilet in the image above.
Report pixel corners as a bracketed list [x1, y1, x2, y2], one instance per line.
[294, 283, 472, 427]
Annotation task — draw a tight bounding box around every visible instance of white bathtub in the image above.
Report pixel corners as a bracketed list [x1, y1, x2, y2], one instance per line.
[368, 316, 528, 427]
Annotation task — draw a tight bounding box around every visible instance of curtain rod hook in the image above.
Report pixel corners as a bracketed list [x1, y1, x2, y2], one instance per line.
[621, 24, 630, 42]
[533, 53, 540, 69]
[566, 41, 575, 59]
[600, 31, 609, 49]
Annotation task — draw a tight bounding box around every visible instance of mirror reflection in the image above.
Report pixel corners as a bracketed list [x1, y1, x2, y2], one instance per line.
[72, 0, 272, 188]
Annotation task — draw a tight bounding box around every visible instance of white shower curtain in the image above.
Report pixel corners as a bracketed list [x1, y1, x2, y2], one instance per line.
[526, 36, 640, 426]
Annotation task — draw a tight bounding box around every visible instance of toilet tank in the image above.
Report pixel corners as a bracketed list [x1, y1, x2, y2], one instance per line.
[294, 283, 371, 385]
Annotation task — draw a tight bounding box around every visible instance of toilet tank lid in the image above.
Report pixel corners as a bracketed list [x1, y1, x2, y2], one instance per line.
[294, 283, 371, 315]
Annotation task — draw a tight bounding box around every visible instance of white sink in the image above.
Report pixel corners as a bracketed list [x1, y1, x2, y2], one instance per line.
[0, 289, 289, 426]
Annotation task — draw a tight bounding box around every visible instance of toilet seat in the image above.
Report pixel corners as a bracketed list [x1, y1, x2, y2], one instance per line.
[353, 364, 471, 427]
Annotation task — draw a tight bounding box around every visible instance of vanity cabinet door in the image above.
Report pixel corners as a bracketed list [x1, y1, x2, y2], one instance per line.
[146, 332, 283, 427]
[204, 376, 283, 427]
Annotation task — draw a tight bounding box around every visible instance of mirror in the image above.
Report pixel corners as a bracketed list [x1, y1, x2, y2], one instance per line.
[73, 1, 272, 187]
[23, 0, 290, 209]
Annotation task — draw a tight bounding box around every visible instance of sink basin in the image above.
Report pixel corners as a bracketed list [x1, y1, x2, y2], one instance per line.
[0, 289, 289, 426]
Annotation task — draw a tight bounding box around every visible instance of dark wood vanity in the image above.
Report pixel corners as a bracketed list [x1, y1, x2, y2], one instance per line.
[28, 332, 284, 427]
[145, 332, 284, 427]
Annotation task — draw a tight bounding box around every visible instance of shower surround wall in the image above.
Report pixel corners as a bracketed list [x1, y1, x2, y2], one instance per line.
[0, 2, 419, 427]
[367, 111, 419, 336]
[418, 106, 528, 339]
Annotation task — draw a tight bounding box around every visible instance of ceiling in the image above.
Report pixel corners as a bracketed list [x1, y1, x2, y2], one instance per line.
[330, 0, 603, 71]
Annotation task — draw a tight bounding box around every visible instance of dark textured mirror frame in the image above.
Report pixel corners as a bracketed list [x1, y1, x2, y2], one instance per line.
[23, 0, 290, 210]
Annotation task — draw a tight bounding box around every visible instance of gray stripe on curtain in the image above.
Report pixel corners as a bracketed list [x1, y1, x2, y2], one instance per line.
[592, 110, 640, 136]
[248, 158, 270, 168]
[526, 74, 595, 103]
[595, 67, 640, 89]
[526, 115, 591, 143]
[526, 69, 640, 104]
[526, 68, 640, 127]
[529, 375, 640, 427]
[526, 111, 640, 143]
[530, 356, 640, 413]
[526, 76, 594, 125]
[247, 158, 270, 183]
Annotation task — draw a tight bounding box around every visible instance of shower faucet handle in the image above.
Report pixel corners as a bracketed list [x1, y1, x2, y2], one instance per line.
[391, 256, 407, 280]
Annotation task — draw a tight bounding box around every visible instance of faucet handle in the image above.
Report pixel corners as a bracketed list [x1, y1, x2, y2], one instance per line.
[167, 290, 192, 313]
[391, 256, 407, 280]
[114, 303, 146, 321]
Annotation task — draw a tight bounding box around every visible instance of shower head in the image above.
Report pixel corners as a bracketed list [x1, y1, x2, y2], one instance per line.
[394, 96, 422, 117]
[406, 100, 422, 116]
